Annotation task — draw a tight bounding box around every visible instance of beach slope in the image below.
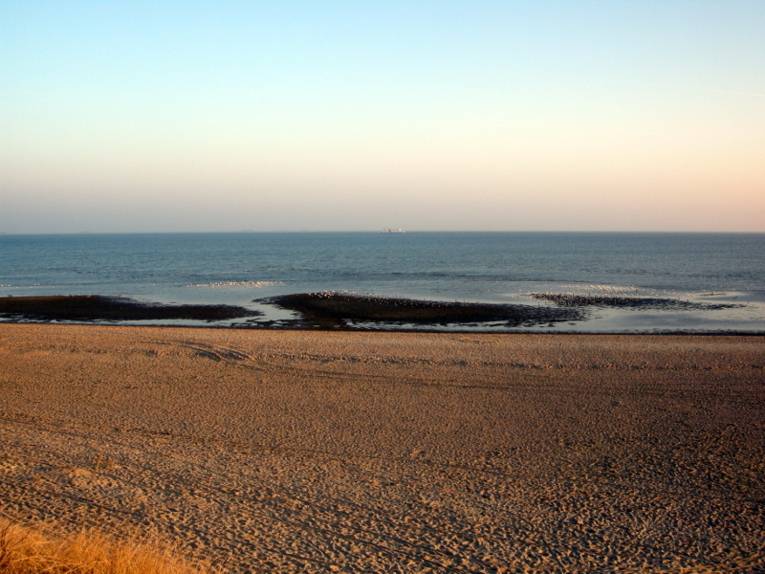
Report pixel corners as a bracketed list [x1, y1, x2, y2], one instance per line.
[0, 325, 763, 572]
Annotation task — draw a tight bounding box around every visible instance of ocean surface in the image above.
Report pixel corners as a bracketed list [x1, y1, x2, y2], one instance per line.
[1, 232, 764, 332]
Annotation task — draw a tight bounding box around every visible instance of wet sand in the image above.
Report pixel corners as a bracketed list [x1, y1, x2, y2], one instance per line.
[0, 324, 763, 572]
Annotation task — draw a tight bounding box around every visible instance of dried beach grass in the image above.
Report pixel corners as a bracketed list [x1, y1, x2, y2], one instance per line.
[0, 519, 207, 574]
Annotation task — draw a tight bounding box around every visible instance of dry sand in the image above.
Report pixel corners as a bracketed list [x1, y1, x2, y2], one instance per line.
[0, 324, 763, 573]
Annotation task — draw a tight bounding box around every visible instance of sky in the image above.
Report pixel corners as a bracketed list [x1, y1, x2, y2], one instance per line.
[1, 0, 763, 232]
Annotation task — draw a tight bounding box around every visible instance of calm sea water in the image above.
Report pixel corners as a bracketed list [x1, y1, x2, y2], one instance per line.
[1, 232, 764, 332]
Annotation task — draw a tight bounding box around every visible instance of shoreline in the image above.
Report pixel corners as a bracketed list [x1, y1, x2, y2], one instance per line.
[2, 293, 763, 335]
[2, 318, 764, 336]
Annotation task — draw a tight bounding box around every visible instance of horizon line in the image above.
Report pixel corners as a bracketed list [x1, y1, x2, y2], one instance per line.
[2, 229, 764, 236]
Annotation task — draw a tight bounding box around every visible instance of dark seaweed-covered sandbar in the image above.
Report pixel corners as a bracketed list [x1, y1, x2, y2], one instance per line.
[0, 295, 258, 322]
[531, 293, 742, 310]
[261, 291, 584, 327]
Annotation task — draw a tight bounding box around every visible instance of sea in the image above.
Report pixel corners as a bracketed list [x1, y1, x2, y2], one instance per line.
[1, 232, 764, 332]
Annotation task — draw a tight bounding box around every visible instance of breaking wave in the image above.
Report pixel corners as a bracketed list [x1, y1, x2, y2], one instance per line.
[188, 280, 285, 289]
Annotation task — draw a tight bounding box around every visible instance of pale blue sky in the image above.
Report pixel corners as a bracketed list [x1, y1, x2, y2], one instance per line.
[2, 1, 763, 232]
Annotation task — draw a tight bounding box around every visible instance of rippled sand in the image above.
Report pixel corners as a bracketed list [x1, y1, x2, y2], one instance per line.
[0, 325, 763, 572]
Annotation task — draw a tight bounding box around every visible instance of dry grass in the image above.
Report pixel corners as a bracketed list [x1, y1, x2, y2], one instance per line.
[0, 519, 207, 574]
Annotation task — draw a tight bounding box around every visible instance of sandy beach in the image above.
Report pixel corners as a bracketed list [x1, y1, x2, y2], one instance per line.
[0, 324, 763, 572]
